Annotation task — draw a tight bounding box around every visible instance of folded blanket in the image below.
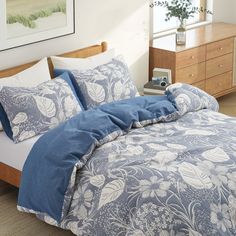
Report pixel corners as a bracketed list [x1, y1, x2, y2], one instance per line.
[166, 83, 219, 115]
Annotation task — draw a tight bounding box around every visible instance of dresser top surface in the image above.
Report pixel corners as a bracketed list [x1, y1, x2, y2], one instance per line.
[151, 23, 236, 52]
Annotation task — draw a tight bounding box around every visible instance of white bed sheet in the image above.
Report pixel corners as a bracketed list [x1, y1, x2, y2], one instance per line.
[0, 132, 40, 171]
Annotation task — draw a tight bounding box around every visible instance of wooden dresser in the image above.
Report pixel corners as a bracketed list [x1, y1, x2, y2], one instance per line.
[149, 23, 236, 97]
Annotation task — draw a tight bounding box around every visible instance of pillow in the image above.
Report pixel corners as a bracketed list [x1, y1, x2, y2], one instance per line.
[70, 56, 139, 109]
[51, 49, 115, 71]
[54, 69, 87, 109]
[0, 72, 81, 139]
[0, 58, 51, 87]
[0, 58, 51, 132]
[0, 74, 82, 143]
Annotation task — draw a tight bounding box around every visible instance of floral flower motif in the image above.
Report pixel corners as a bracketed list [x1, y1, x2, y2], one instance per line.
[227, 172, 236, 194]
[133, 203, 174, 235]
[197, 161, 228, 187]
[149, 151, 177, 172]
[210, 203, 232, 232]
[228, 195, 236, 229]
[137, 176, 171, 198]
[73, 185, 94, 219]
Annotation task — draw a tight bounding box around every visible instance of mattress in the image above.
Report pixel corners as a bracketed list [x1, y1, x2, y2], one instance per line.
[0, 132, 40, 171]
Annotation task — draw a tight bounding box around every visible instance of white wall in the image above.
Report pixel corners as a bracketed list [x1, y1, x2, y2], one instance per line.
[0, 0, 149, 90]
[212, 0, 236, 23]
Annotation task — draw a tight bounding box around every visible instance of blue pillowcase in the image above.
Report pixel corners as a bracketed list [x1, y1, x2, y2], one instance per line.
[54, 69, 88, 110]
[59, 72, 84, 109]
[0, 72, 83, 140]
[0, 103, 13, 139]
[54, 57, 139, 110]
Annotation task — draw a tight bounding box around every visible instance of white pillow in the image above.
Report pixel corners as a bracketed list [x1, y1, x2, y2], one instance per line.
[51, 49, 115, 71]
[0, 57, 51, 131]
[0, 58, 51, 87]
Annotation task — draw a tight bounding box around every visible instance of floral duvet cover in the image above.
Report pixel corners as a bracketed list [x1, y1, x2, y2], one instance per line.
[18, 84, 236, 235]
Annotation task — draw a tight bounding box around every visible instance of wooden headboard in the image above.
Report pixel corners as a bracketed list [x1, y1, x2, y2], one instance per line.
[0, 41, 108, 78]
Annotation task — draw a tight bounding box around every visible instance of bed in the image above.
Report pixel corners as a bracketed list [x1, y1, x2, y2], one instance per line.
[0, 41, 107, 187]
[1, 43, 236, 235]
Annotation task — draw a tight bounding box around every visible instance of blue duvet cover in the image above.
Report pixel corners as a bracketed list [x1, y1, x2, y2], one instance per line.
[18, 84, 236, 236]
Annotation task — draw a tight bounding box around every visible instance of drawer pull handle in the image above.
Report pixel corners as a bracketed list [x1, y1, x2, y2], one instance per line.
[189, 74, 194, 77]
[190, 56, 195, 59]
[218, 47, 223, 51]
[218, 64, 223, 68]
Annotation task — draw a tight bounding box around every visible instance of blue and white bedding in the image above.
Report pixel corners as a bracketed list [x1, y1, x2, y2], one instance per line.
[18, 84, 236, 235]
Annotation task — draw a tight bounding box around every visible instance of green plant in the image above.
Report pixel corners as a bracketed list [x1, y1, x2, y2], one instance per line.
[150, 0, 212, 25]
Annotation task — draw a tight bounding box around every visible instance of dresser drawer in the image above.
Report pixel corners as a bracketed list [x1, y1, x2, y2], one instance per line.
[192, 80, 205, 91]
[176, 62, 205, 84]
[205, 72, 232, 95]
[176, 46, 206, 69]
[206, 53, 233, 78]
[206, 38, 234, 60]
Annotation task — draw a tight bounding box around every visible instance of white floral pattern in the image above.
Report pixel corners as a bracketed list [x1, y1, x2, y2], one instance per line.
[0, 78, 82, 142]
[71, 57, 139, 109]
[19, 84, 236, 235]
[30, 109, 236, 236]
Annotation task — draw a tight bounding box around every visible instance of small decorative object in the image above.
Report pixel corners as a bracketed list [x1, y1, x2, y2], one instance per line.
[152, 68, 172, 84]
[144, 68, 172, 95]
[150, 0, 212, 45]
[0, 0, 75, 51]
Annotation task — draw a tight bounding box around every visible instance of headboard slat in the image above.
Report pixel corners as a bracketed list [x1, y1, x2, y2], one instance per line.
[0, 41, 108, 79]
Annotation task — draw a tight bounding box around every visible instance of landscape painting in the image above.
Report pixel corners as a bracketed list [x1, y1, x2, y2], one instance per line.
[0, 0, 74, 51]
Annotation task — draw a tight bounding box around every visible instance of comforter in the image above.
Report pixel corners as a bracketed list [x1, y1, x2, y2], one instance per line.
[18, 84, 236, 236]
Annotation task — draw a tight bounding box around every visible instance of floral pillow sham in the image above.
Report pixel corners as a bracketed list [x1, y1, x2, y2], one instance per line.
[0, 74, 83, 143]
[70, 56, 139, 109]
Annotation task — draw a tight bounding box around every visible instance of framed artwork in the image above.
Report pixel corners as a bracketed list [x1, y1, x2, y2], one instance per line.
[0, 0, 75, 51]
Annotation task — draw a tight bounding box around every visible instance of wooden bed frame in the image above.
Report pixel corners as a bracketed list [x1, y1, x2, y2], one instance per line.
[0, 42, 108, 188]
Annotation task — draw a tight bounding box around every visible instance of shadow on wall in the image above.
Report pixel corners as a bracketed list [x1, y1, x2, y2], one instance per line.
[129, 51, 149, 91]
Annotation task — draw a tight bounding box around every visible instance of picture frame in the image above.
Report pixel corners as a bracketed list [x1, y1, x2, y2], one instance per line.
[152, 68, 172, 84]
[0, 0, 75, 51]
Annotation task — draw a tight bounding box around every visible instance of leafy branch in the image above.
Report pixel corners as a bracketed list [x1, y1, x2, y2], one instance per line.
[150, 0, 212, 23]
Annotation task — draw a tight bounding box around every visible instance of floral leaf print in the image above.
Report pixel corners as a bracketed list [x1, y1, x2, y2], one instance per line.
[113, 81, 123, 100]
[228, 195, 236, 229]
[33, 96, 56, 118]
[90, 175, 105, 188]
[153, 151, 177, 166]
[98, 179, 125, 209]
[12, 112, 28, 124]
[202, 147, 230, 163]
[126, 145, 143, 155]
[146, 143, 168, 151]
[12, 126, 19, 137]
[85, 82, 105, 103]
[18, 130, 36, 142]
[64, 96, 78, 118]
[185, 129, 216, 136]
[178, 162, 213, 189]
[167, 143, 186, 150]
[189, 229, 203, 236]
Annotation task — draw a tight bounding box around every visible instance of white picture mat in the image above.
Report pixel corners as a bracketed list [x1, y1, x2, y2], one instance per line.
[0, 0, 74, 51]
